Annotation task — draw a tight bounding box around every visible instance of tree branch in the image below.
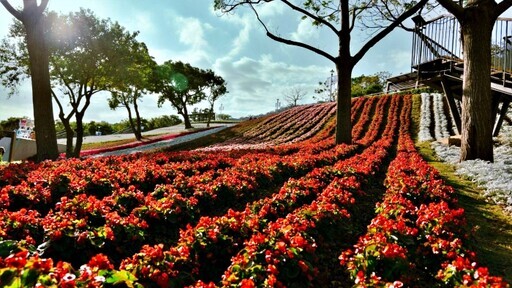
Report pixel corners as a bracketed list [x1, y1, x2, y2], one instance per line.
[250, 4, 337, 63]
[216, 0, 272, 13]
[436, 0, 464, 19]
[281, 0, 338, 34]
[353, 0, 428, 64]
[0, 0, 22, 20]
[37, 0, 49, 16]
[495, 0, 512, 19]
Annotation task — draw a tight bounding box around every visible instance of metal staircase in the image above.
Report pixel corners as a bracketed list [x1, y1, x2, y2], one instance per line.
[387, 15, 512, 136]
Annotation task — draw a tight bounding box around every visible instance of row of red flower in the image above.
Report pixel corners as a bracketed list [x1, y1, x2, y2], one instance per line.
[196, 94, 403, 287]
[214, 95, 404, 287]
[339, 99, 508, 287]
[0, 98, 384, 284]
[2, 94, 504, 287]
[0, 95, 390, 287]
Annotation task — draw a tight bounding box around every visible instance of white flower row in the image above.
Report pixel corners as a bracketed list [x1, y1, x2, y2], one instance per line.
[431, 142, 512, 215]
[433, 93, 451, 139]
[419, 93, 434, 141]
[419, 93, 452, 141]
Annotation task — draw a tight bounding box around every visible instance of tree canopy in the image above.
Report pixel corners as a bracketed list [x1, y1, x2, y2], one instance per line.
[152, 60, 228, 129]
[0, 8, 147, 157]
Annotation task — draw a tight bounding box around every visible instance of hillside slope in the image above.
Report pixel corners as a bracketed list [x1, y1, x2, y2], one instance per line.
[0, 94, 509, 287]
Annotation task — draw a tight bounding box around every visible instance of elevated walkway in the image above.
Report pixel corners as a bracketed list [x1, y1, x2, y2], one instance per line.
[387, 15, 512, 136]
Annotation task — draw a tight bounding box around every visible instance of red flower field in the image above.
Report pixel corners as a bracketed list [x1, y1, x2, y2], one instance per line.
[0, 94, 508, 287]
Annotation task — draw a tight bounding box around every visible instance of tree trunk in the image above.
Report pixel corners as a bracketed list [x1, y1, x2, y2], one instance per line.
[72, 114, 85, 158]
[182, 105, 193, 129]
[335, 62, 353, 145]
[62, 118, 74, 158]
[206, 106, 213, 128]
[133, 97, 143, 141]
[23, 3, 59, 161]
[126, 104, 142, 141]
[460, 8, 494, 162]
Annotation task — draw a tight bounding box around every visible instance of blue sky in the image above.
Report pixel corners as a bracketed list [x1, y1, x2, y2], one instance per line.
[0, 1, 469, 123]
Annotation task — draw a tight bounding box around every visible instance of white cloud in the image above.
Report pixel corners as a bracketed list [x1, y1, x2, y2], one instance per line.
[257, 1, 286, 18]
[213, 54, 329, 118]
[291, 18, 319, 42]
[176, 16, 208, 49]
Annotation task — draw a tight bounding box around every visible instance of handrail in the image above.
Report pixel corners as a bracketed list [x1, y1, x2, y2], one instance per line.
[412, 15, 512, 75]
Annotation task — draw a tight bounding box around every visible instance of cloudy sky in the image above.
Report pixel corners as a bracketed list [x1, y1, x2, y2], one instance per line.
[0, 1, 489, 123]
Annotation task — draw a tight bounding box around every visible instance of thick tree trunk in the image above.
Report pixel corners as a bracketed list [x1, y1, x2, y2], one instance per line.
[460, 9, 494, 162]
[23, 3, 59, 161]
[182, 105, 193, 129]
[126, 105, 142, 141]
[133, 98, 143, 141]
[335, 63, 353, 145]
[72, 114, 85, 158]
[62, 118, 74, 158]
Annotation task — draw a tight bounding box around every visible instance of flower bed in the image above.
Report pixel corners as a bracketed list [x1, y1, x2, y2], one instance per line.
[340, 100, 508, 287]
[0, 94, 508, 287]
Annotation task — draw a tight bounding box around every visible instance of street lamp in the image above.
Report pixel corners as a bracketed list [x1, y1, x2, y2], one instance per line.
[330, 69, 335, 99]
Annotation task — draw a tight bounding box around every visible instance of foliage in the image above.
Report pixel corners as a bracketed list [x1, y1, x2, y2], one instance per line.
[146, 115, 183, 130]
[352, 71, 390, 97]
[216, 114, 233, 120]
[0, 117, 21, 132]
[151, 60, 227, 129]
[86, 121, 115, 136]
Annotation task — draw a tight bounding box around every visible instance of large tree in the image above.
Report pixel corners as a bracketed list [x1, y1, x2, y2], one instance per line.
[0, 0, 59, 161]
[46, 9, 143, 157]
[152, 61, 228, 129]
[108, 41, 156, 141]
[0, 9, 145, 157]
[214, 0, 428, 144]
[435, 0, 512, 162]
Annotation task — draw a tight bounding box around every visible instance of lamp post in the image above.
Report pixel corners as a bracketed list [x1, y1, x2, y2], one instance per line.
[330, 69, 335, 101]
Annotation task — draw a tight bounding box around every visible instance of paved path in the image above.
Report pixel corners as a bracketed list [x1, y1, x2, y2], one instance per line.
[90, 125, 232, 157]
[57, 123, 232, 145]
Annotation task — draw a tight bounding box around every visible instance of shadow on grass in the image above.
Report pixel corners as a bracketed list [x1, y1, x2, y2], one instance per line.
[417, 141, 512, 284]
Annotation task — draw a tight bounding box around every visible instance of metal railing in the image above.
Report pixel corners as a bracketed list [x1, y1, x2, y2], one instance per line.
[411, 15, 512, 74]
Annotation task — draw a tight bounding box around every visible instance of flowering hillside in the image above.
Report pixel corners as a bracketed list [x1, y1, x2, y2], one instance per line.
[0, 95, 509, 287]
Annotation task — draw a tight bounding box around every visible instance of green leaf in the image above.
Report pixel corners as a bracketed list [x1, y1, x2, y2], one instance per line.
[101, 270, 138, 284]
[20, 269, 38, 286]
[0, 241, 18, 257]
[0, 269, 16, 287]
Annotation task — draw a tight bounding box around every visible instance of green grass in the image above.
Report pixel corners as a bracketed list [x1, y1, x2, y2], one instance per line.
[416, 142, 512, 283]
[412, 94, 512, 283]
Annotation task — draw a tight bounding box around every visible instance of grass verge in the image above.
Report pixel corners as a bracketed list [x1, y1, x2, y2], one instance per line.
[416, 142, 512, 283]
[411, 94, 512, 283]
